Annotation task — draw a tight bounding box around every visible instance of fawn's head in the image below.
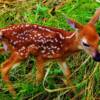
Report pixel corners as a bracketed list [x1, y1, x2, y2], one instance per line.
[67, 8, 100, 61]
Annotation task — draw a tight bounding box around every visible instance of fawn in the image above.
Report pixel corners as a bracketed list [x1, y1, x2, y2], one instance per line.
[0, 8, 100, 96]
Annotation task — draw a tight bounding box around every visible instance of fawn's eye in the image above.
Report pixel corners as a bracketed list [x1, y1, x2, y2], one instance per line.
[82, 42, 90, 47]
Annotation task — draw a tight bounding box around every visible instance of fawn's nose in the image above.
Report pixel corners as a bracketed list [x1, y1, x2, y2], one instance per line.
[93, 51, 100, 61]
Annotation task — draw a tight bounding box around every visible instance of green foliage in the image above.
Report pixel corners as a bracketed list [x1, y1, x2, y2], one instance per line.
[0, 0, 100, 99]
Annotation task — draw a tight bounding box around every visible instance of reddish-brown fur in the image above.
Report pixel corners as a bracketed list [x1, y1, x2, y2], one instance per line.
[1, 24, 79, 58]
[0, 8, 100, 96]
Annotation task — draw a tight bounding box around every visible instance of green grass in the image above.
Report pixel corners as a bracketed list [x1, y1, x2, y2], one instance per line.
[0, 0, 100, 100]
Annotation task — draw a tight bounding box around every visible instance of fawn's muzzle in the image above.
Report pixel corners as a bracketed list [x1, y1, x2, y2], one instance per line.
[0, 31, 2, 40]
[93, 51, 100, 61]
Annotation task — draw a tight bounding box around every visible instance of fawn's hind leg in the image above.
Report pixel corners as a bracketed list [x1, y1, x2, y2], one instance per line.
[36, 56, 45, 83]
[1, 52, 21, 96]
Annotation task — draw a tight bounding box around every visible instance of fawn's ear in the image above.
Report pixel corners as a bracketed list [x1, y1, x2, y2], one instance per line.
[67, 18, 84, 30]
[88, 8, 100, 25]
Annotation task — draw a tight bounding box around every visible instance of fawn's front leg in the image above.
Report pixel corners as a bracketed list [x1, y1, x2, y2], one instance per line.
[1, 52, 21, 96]
[59, 60, 76, 93]
[59, 61, 71, 83]
[36, 56, 45, 83]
